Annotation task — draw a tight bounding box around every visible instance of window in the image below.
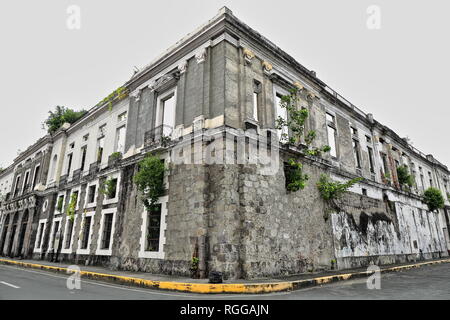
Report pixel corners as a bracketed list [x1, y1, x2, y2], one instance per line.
[87, 185, 96, 204]
[115, 126, 126, 153]
[64, 219, 74, 249]
[97, 137, 104, 163]
[31, 165, 40, 190]
[35, 222, 45, 248]
[83, 134, 89, 142]
[411, 163, 417, 188]
[69, 142, 75, 149]
[146, 204, 162, 252]
[326, 113, 337, 158]
[326, 113, 334, 123]
[275, 92, 287, 141]
[99, 124, 107, 137]
[49, 220, 61, 249]
[22, 170, 30, 194]
[350, 126, 358, 135]
[13, 175, 21, 197]
[80, 216, 92, 249]
[56, 194, 65, 214]
[352, 139, 361, 168]
[0, 216, 10, 250]
[367, 147, 375, 173]
[156, 91, 176, 137]
[118, 112, 127, 122]
[80, 146, 87, 172]
[362, 188, 367, 196]
[419, 167, 425, 188]
[252, 81, 261, 121]
[72, 190, 79, 209]
[66, 153, 73, 175]
[380, 152, 390, 176]
[105, 178, 118, 200]
[366, 135, 372, 143]
[428, 172, 433, 187]
[101, 213, 114, 250]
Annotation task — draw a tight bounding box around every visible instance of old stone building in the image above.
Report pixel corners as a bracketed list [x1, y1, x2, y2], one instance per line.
[1, 7, 449, 280]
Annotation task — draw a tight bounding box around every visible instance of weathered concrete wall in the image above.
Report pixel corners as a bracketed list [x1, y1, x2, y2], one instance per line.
[331, 192, 448, 270]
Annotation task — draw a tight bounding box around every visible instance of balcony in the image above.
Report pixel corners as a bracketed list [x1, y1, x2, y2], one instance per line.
[59, 175, 68, 186]
[89, 162, 99, 176]
[72, 169, 82, 182]
[108, 153, 122, 168]
[144, 125, 173, 149]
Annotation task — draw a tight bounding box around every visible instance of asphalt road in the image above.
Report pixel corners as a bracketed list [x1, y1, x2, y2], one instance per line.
[0, 262, 449, 300]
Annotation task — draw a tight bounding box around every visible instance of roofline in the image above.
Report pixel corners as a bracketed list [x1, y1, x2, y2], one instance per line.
[13, 134, 52, 164]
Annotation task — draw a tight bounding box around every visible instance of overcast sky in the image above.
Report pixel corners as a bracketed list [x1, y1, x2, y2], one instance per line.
[0, 0, 449, 168]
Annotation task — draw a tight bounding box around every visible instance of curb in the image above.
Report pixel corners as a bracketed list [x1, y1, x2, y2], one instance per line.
[1, 258, 449, 294]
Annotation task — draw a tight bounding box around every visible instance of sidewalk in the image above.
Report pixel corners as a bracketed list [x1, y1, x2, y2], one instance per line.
[0, 257, 449, 294]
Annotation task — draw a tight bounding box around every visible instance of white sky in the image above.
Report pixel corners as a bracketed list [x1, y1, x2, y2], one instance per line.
[0, 0, 449, 168]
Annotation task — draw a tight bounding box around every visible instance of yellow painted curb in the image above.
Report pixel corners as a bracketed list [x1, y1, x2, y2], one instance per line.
[0, 258, 449, 294]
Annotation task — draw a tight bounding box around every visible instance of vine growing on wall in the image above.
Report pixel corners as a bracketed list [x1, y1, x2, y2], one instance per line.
[98, 86, 129, 111]
[317, 174, 362, 201]
[66, 193, 78, 221]
[275, 87, 331, 155]
[317, 174, 362, 219]
[423, 187, 445, 212]
[276, 87, 331, 191]
[284, 159, 309, 192]
[133, 154, 167, 211]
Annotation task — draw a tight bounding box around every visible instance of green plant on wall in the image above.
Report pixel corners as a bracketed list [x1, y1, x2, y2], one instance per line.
[276, 87, 331, 191]
[66, 193, 78, 221]
[101, 178, 117, 199]
[133, 154, 167, 211]
[43, 106, 87, 134]
[98, 86, 129, 111]
[423, 187, 445, 212]
[109, 152, 122, 162]
[447, 192, 450, 201]
[285, 158, 309, 192]
[317, 174, 363, 201]
[383, 172, 391, 184]
[396, 165, 415, 189]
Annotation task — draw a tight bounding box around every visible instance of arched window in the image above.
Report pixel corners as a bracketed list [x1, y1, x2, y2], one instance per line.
[0, 214, 10, 251]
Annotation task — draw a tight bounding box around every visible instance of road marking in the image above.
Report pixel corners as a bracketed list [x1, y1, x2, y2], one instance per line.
[0, 265, 290, 298]
[0, 281, 20, 289]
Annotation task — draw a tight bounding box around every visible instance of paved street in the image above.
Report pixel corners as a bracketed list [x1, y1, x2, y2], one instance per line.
[0, 262, 450, 300]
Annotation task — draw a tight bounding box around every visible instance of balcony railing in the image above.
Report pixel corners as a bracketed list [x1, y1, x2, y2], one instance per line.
[89, 162, 99, 176]
[108, 153, 122, 168]
[144, 125, 173, 148]
[72, 169, 82, 182]
[59, 175, 67, 186]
